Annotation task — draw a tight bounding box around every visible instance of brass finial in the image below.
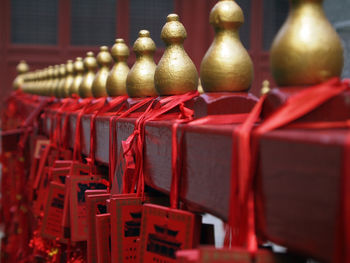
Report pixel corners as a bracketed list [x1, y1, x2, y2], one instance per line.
[270, 0, 343, 86]
[50, 65, 60, 96]
[92, 46, 113, 98]
[13, 60, 30, 90]
[69, 57, 84, 97]
[200, 0, 253, 92]
[56, 64, 67, 97]
[44, 65, 55, 94]
[62, 60, 75, 98]
[155, 14, 198, 95]
[79, 51, 98, 98]
[106, 38, 130, 96]
[126, 30, 158, 97]
[261, 80, 271, 95]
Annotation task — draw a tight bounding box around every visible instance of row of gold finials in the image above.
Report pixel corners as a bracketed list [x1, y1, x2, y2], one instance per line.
[13, 0, 344, 98]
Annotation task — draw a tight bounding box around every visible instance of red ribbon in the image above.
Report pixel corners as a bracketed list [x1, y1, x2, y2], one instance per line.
[121, 91, 199, 199]
[87, 96, 128, 176]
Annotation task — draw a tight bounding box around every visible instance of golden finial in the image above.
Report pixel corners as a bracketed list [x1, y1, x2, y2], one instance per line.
[79, 51, 97, 98]
[56, 64, 67, 98]
[69, 57, 84, 97]
[44, 65, 55, 96]
[270, 0, 343, 86]
[261, 80, 271, 95]
[13, 60, 29, 90]
[155, 14, 198, 95]
[197, 78, 204, 94]
[106, 39, 130, 96]
[126, 30, 158, 97]
[200, 0, 253, 92]
[62, 60, 75, 98]
[92, 46, 113, 98]
[50, 65, 60, 96]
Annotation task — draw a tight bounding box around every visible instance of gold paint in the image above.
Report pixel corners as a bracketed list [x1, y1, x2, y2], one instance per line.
[126, 30, 158, 97]
[62, 60, 75, 98]
[106, 39, 130, 96]
[200, 0, 253, 92]
[79, 52, 97, 98]
[50, 65, 60, 96]
[92, 46, 113, 98]
[261, 80, 271, 95]
[69, 57, 84, 97]
[198, 78, 204, 94]
[155, 14, 198, 95]
[13, 60, 29, 90]
[270, 0, 344, 86]
[56, 64, 67, 98]
[45, 66, 55, 97]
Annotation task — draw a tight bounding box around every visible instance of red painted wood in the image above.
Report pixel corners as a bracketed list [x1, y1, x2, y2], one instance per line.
[262, 88, 350, 121]
[193, 93, 258, 118]
[59, 0, 71, 60]
[175, 0, 215, 71]
[258, 128, 344, 263]
[116, 0, 130, 45]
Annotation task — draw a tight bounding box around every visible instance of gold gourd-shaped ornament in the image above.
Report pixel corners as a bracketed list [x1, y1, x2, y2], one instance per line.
[155, 14, 198, 95]
[79, 52, 97, 98]
[62, 60, 75, 98]
[69, 57, 84, 97]
[270, 0, 343, 86]
[106, 39, 130, 96]
[50, 65, 60, 96]
[200, 0, 253, 92]
[92, 46, 113, 98]
[126, 30, 158, 97]
[44, 66, 55, 97]
[56, 64, 67, 98]
[13, 60, 29, 90]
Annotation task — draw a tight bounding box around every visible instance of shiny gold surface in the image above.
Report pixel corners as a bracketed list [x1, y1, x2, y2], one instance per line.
[13, 60, 29, 90]
[270, 0, 344, 86]
[106, 39, 130, 96]
[92, 46, 113, 98]
[45, 66, 55, 96]
[69, 57, 84, 97]
[126, 30, 158, 97]
[56, 64, 67, 97]
[62, 60, 75, 98]
[261, 80, 271, 95]
[200, 0, 253, 92]
[155, 14, 198, 95]
[79, 52, 98, 98]
[51, 65, 60, 96]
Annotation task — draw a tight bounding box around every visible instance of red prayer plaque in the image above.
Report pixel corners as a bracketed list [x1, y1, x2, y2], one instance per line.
[41, 182, 67, 242]
[51, 167, 70, 184]
[47, 148, 59, 166]
[33, 144, 51, 191]
[33, 139, 50, 159]
[176, 249, 199, 263]
[96, 213, 111, 263]
[139, 204, 201, 263]
[86, 191, 109, 263]
[53, 160, 73, 168]
[110, 196, 143, 263]
[62, 175, 71, 239]
[33, 166, 52, 216]
[69, 176, 108, 241]
[176, 247, 276, 263]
